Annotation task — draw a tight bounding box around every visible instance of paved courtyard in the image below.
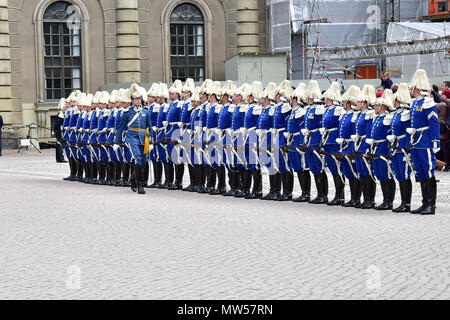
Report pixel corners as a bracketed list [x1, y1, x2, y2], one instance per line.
[0, 149, 449, 299]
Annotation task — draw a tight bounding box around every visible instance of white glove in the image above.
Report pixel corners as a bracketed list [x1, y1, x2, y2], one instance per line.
[366, 138, 374, 145]
[387, 135, 395, 143]
[301, 129, 308, 135]
[113, 144, 119, 152]
[433, 141, 440, 154]
[319, 128, 326, 135]
[406, 128, 414, 135]
[336, 138, 344, 144]
[350, 134, 358, 142]
[162, 121, 168, 127]
[283, 132, 289, 138]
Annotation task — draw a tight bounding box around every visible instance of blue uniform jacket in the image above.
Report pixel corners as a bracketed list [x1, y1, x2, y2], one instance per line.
[115, 105, 152, 145]
[410, 96, 440, 149]
[304, 104, 324, 146]
[320, 105, 340, 145]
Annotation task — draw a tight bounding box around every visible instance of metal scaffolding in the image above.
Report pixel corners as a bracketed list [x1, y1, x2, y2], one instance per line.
[311, 36, 450, 61]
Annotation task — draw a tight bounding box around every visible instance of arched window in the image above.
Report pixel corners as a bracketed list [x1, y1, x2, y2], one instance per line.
[43, 1, 82, 100]
[170, 3, 205, 82]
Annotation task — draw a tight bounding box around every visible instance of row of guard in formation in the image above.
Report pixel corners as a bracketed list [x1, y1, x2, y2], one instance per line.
[59, 69, 441, 215]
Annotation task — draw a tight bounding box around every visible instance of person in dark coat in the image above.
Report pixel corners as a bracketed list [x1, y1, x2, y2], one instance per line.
[437, 93, 450, 171]
[54, 99, 67, 162]
[380, 71, 393, 90]
[0, 113, 3, 156]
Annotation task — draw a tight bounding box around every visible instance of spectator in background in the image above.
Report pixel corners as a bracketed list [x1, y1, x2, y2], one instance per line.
[442, 81, 450, 92]
[0, 113, 3, 156]
[391, 83, 399, 93]
[380, 71, 393, 89]
[376, 86, 384, 98]
[431, 84, 443, 103]
[437, 90, 450, 171]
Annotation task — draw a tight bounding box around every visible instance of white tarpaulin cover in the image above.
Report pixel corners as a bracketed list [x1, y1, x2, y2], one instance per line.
[386, 22, 449, 77]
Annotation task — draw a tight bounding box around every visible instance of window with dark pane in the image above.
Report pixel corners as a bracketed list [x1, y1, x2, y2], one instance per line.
[170, 3, 205, 82]
[43, 1, 82, 101]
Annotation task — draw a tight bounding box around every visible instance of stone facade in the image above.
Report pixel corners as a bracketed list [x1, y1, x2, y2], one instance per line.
[0, 0, 268, 148]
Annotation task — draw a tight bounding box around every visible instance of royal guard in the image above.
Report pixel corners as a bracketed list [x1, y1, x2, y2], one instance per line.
[105, 90, 119, 185]
[352, 85, 377, 209]
[147, 83, 163, 188]
[257, 82, 278, 200]
[408, 69, 440, 215]
[80, 94, 94, 184]
[217, 80, 237, 196]
[97, 91, 111, 185]
[272, 80, 294, 201]
[114, 84, 153, 195]
[166, 80, 184, 190]
[74, 92, 86, 182]
[302, 81, 328, 204]
[196, 79, 213, 193]
[388, 83, 413, 212]
[230, 83, 252, 198]
[336, 85, 360, 207]
[367, 89, 396, 210]
[203, 81, 223, 194]
[179, 78, 197, 192]
[243, 81, 264, 199]
[286, 83, 311, 202]
[320, 82, 345, 205]
[156, 83, 172, 189]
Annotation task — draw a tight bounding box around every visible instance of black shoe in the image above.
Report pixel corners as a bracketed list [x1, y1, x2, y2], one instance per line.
[63, 175, 75, 181]
[224, 189, 237, 197]
[149, 181, 160, 188]
[137, 185, 145, 194]
[420, 202, 435, 215]
[393, 202, 410, 213]
[276, 194, 292, 201]
[293, 193, 310, 202]
[360, 201, 375, 209]
[209, 188, 222, 195]
[327, 197, 344, 206]
[266, 192, 280, 201]
[168, 184, 182, 190]
[343, 199, 358, 207]
[182, 184, 196, 192]
[374, 202, 393, 210]
[234, 190, 248, 198]
[98, 179, 107, 185]
[199, 187, 211, 194]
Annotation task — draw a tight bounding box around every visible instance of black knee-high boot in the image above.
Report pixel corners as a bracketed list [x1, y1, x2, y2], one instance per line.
[294, 170, 311, 202]
[393, 179, 412, 212]
[169, 164, 184, 190]
[267, 173, 281, 200]
[83, 163, 90, 183]
[122, 163, 131, 187]
[420, 177, 436, 215]
[344, 178, 360, 207]
[98, 162, 107, 185]
[114, 162, 122, 186]
[224, 170, 238, 196]
[276, 171, 293, 201]
[235, 170, 249, 198]
[64, 157, 76, 181]
[136, 165, 145, 194]
[142, 162, 149, 188]
[76, 160, 84, 182]
[91, 162, 99, 184]
[212, 166, 226, 195]
[309, 174, 322, 204]
[411, 180, 428, 214]
[261, 174, 275, 200]
[246, 170, 262, 199]
[183, 165, 196, 191]
[375, 179, 395, 210]
[328, 175, 345, 206]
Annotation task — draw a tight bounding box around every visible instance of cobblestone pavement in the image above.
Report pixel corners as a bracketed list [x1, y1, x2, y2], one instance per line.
[0, 149, 449, 300]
